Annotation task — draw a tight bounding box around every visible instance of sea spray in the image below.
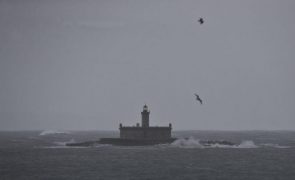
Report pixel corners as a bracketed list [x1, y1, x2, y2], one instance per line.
[171, 137, 203, 148]
[39, 130, 69, 136]
[170, 138, 259, 148]
[236, 140, 258, 148]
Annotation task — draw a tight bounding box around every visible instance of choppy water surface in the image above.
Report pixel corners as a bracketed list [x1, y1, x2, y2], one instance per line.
[1, 130, 295, 180]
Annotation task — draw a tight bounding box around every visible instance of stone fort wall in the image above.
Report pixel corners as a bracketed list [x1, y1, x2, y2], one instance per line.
[120, 127, 171, 140]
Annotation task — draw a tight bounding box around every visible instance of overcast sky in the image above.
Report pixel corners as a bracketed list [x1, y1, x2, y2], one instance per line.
[0, 0, 295, 131]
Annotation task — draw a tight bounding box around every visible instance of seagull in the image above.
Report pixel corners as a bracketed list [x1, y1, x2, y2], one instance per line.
[198, 18, 204, 24]
[194, 93, 203, 105]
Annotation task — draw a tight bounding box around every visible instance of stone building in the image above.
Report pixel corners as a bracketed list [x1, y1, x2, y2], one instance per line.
[119, 105, 172, 140]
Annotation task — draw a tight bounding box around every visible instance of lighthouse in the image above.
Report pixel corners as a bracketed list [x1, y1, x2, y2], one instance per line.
[117, 104, 173, 141]
[141, 104, 150, 128]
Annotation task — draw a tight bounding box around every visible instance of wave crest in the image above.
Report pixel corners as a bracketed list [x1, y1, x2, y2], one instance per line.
[260, 143, 290, 148]
[39, 130, 69, 136]
[54, 139, 76, 146]
[237, 140, 258, 148]
[171, 137, 203, 148]
[170, 138, 259, 149]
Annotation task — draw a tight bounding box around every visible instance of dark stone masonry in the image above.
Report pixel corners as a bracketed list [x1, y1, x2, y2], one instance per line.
[97, 104, 176, 145]
[119, 104, 172, 140]
[67, 104, 176, 146]
[66, 104, 236, 147]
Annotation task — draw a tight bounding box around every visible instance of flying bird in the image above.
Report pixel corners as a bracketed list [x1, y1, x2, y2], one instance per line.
[194, 93, 203, 105]
[198, 18, 204, 24]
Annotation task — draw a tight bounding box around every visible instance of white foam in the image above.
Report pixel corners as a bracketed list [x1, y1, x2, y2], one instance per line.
[94, 144, 112, 148]
[207, 143, 235, 148]
[260, 143, 290, 148]
[38, 142, 111, 149]
[38, 146, 87, 149]
[54, 139, 76, 146]
[170, 138, 259, 149]
[236, 140, 258, 148]
[170, 137, 203, 148]
[39, 130, 69, 136]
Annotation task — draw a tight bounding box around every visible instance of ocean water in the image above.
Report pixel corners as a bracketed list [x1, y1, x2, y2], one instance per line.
[1, 130, 295, 180]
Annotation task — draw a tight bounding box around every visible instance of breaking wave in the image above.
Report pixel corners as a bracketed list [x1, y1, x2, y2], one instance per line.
[39, 139, 111, 149]
[54, 139, 76, 146]
[259, 143, 290, 148]
[171, 137, 203, 148]
[38, 146, 87, 149]
[237, 140, 258, 148]
[170, 137, 258, 149]
[39, 130, 70, 136]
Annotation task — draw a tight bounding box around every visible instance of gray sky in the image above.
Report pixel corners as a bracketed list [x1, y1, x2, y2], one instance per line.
[0, 0, 295, 131]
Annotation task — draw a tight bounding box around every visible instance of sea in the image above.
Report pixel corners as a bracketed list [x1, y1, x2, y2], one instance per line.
[1, 130, 295, 180]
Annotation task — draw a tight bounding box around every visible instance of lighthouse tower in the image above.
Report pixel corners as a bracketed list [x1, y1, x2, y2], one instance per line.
[117, 104, 173, 141]
[141, 104, 150, 128]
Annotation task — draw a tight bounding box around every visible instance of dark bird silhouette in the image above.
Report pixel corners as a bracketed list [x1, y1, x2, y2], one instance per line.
[198, 18, 204, 24]
[194, 93, 203, 105]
